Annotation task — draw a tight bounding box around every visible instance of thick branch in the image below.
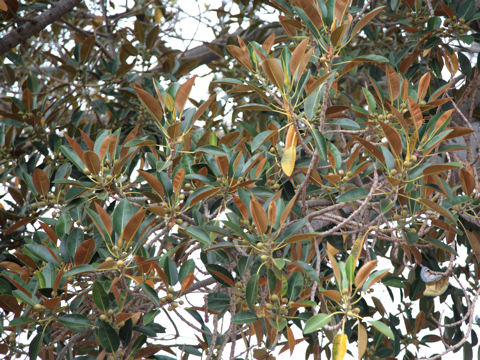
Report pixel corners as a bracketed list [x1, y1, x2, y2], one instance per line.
[0, 0, 82, 56]
[152, 22, 282, 72]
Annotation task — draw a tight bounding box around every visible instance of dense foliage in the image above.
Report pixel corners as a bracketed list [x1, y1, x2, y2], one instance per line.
[1, 0, 480, 359]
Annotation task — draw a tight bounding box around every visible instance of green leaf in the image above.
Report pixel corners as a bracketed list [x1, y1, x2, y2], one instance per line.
[362, 269, 389, 291]
[422, 129, 453, 150]
[425, 237, 457, 255]
[206, 264, 235, 287]
[338, 261, 349, 292]
[29, 330, 45, 360]
[246, 274, 258, 310]
[213, 78, 243, 85]
[164, 257, 178, 285]
[303, 313, 333, 334]
[297, 300, 317, 306]
[273, 258, 285, 270]
[207, 292, 230, 314]
[458, 35, 474, 45]
[251, 130, 273, 152]
[184, 173, 215, 185]
[86, 208, 110, 241]
[10, 317, 35, 326]
[305, 86, 322, 120]
[325, 0, 334, 26]
[311, 129, 327, 161]
[12, 290, 36, 307]
[24, 244, 58, 265]
[22, 172, 37, 196]
[195, 145, 226, 157]
[63, 228, 84, 263]
[381, 146, 395, 171]
[58, 314, 92, 331]
[133, 325, 157, 336]
[331, 118, 361, 130]
[131, 334, 147, 354]
[345, 255, 354, 286]
[92, 281, 110, 312]
[370, 320, 394, 339]
[119, 319, 133, 346]
[287, 272, 303, 300]
[97, 321, 120, 352]
[380, 199, 394, 214]
[294, 6, 322, 40]
[144, 310, 160, 325]
[458, 52, 472, 77]
[356, 54, 389, 63]
[55, 211, 72, 238]
[64, 264, 96, 277]
[140, 283, 161, 306]
[362, 88, 377, 112]
[231, 311, 257, 324]
[327, 142, 342, 169]
[405, 231, 418, 245]
[178, 259, 195, 283]
[112, 199, 135, 234]
[382, 276, 405, 288]
[337, 187, 369, 203]
[60, 144, 85, 171]
[184, 345, 202, 356]
[236, 103, 273, 112]
[93, 130, 111, 154]
[295, 260, 320, 282]
[185, 226, 212, 247]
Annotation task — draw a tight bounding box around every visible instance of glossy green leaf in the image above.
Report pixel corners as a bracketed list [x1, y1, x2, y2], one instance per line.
[303, 313, 332, 334]
[24, 244, 58, 265]
[337, 187, 369, 203]
[179, 259, 195, 283]
[362, 88, 377, 112]
[246, 274, 258, 310]
[231, 311, 257, 324]
[112, 199, 135, 234]
[92, 281, 110, 312]
[195, 145, 227, 157]
[119, 319, 133, 346]
[58, 314, 92, 331]
[327, 142, 342, 169]
[164, 256, 179, 285]
[207, 292, 230, 314]
[251, 130, 273, 152]
[295, 260, 320, 283]
[185, 226, 212, 247]
[206, 264, 235, 287]
[305, 86, 322, 120]
[345, 255, 354, 286]
[311, 129, 327, 161]
[29, 330, 44, 360]
[370, 320, 394, 339]
[140, 283, 161, 306]
[12, 290, 37, 307]
[55, 211, 72, 238]
[97, 321, 120, 352]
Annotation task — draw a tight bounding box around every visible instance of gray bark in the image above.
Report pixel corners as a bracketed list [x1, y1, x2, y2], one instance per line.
[0, 0, 82, 56]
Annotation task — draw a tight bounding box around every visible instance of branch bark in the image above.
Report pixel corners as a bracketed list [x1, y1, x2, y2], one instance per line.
[0, 0, 82, 57]
[151, 22, 282, 73]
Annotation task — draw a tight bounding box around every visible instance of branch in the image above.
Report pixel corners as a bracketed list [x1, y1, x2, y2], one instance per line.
[0, 0, 82, 57]
[151, 22, 282, 72]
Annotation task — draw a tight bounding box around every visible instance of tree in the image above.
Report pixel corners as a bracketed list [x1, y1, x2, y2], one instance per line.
[1, 0, 480, 359]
